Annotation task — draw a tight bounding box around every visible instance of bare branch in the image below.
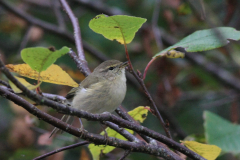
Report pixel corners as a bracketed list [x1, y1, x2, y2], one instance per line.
[33, 141, 89, 160]
[18, 24, 33, 54]
[51, 0, 66, 30]
[0, 86, 186, 160]
[0, 79, 11, 88]
[151, 0, 163, 50]
[118, 150, 131, 160]
[59, 0, 91, 76]
[68, 49, 91, 76]
[0, 59, 204, 159]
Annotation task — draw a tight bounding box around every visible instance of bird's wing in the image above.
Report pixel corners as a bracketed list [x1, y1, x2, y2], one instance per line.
[80, 74, 103, 89]
[65, 75, 103, 99]
[65, 87, 79, 99]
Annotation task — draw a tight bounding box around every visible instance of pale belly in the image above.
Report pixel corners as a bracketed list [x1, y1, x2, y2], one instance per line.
[72, 77, 126, 114]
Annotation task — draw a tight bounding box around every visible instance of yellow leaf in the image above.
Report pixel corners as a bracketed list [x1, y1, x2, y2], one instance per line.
[128, 106, 150, 123]
[9, 76, 41, 93]
[6, 64, 78, 87]
[182, 141, 221, 160]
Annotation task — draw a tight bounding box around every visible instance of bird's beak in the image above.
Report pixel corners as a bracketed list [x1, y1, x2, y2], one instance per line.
[120, 61, 128, 68]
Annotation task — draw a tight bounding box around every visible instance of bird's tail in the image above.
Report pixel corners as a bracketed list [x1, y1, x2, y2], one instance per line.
[49, 115, 74, 138]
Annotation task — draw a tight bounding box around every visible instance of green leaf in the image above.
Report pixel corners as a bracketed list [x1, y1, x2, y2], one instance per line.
[154, 27, 240, 58]
[21, 46, 70, 72]
[204, 111, 240, 154]
[89, 14, 146, 44]
[88, 106, 149, 160]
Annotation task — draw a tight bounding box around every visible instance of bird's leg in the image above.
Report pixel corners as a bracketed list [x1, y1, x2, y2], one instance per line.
[100, 123, 109, 146]
[79, 118, 85, 139]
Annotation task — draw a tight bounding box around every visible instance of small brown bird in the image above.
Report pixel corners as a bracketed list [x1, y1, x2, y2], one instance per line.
[50, 60, 128, 136]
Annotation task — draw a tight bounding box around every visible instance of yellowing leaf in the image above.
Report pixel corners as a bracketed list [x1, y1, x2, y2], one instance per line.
[128, 106, 150, 123]
[182, 141, 221, 160]
[6, 64, 78, 87]
[88, 106, 149, 160]
[89, 14, 146, 44]
[9, 76, 41, 93]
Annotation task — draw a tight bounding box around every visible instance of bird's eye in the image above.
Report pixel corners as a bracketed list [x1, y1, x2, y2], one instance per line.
[108, 67, 114, 70]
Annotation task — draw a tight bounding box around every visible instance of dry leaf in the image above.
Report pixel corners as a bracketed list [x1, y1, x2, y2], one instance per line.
[6, 64, 78, 87]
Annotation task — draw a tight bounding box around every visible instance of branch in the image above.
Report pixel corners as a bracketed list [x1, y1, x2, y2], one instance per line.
[67, 49, 91, 76]
[0, 60, 204, 160]
[0, 0, 90, 77]
[33, 141, 89, 160]
[73, 0, 126, 16]
[118, 150, 131, 160]
[59, 0, 91, 76]
[115, 107, 158, 145]
[51, 0, 66, 30]
[125, 44, 172, 138]
[59, 0, 83, 59]
[0, 0, 187, 139]
[151, 0, 163, 50]
[0, 79, 11, 88]
[17, 24, 33, 54]
[0, 86, 184, 160]
[102, 121, 141, 143]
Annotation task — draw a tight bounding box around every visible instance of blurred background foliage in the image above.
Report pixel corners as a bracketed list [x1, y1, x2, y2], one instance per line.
[0, 0, 240, 160]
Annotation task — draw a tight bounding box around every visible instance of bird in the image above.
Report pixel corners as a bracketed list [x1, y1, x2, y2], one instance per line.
[50, 60, 128, 137]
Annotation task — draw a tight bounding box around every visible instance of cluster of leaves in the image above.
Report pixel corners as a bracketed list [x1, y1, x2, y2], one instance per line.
[7, 47, 78, 93]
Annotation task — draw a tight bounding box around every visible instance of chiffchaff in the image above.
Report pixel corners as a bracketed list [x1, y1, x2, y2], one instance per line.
[50, 60, 128, 136]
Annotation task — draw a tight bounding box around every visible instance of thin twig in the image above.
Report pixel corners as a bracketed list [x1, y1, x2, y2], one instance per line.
[33, 141, 89, 160]
[102, 121, 141, 143]
[18, 24, 33, 54]
[51, 0, 66, 30]
[74, 0, 126, 15]
[0, 79, 11, 88]
[68, 49, 90, 76]
[118, 150, 131, 160]
[59, 0, 86, 60]
[42, 93, 67, 102]
[124, 42, 172, 139]
[115, 107, 158, 145]
[59, 0, 91, 76]
[152, 0, 163, 50]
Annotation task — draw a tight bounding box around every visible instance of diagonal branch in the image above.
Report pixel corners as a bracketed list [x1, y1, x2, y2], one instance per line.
[33, 141, 89, 160]
[0, 86, 183, 160]
[59, 0, 91, 76]
[0, 59, 205, 160]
